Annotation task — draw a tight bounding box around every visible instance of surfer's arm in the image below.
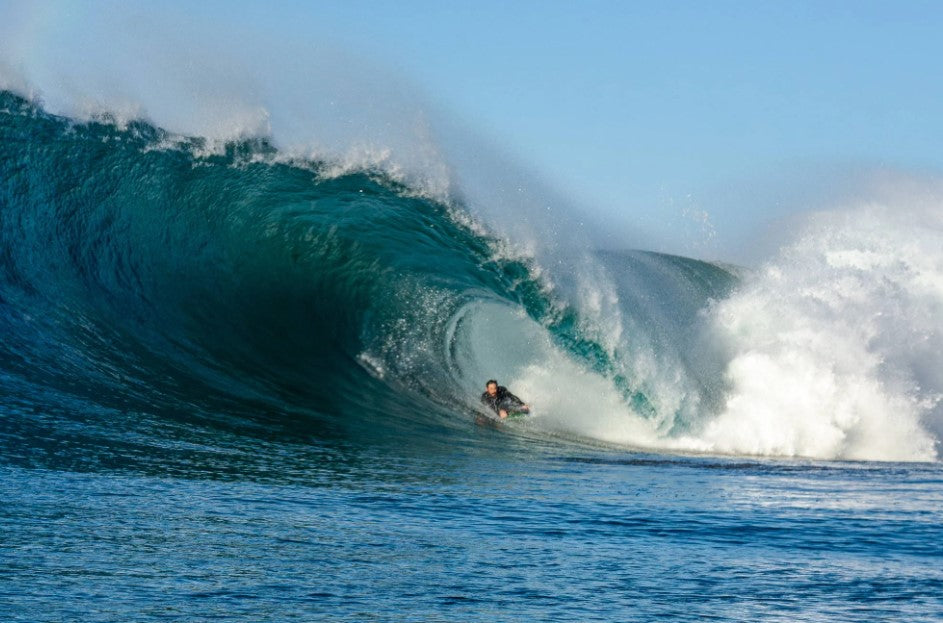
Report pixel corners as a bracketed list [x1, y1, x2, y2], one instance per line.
[507, 392, 527, 408]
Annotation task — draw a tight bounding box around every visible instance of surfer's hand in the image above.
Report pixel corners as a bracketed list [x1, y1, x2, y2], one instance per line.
[499, 410, 508, 419]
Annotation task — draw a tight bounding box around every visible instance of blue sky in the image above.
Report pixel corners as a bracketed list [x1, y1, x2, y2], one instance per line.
[293, 1, 943, 255]
[4, 1, 942, 258]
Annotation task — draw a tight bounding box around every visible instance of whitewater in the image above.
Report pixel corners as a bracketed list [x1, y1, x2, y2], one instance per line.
[2, 6, 943, 621]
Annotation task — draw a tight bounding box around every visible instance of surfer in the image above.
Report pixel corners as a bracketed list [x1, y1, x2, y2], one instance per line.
[480, 379, 530, 419]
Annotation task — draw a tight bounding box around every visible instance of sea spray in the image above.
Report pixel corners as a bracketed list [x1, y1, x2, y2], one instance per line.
[699, 203, 943, 461]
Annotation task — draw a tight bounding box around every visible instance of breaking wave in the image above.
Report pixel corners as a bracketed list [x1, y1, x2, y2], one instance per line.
[1, 89, 940, 464]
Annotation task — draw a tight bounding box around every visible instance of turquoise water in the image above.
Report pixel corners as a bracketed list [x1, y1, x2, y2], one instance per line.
[2, 91, 943, 621]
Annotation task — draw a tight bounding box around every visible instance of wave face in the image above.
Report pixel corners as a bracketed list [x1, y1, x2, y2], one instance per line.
[0, 90, 660, 455]
[1, 90, 942, 463]
[0, 91, 535, 440]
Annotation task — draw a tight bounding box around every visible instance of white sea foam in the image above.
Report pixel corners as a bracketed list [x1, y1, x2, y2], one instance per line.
[535, 191, 943, 463]
[690, 199, 943, 461]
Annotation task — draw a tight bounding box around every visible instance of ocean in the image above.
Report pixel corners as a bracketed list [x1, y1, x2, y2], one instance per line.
[1, 90, 942, 621]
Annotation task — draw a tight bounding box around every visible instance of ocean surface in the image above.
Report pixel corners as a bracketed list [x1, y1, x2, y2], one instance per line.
[2, 90, 942, 621]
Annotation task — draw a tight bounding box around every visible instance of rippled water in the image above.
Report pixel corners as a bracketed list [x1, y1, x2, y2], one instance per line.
[4, 439, 941, 622]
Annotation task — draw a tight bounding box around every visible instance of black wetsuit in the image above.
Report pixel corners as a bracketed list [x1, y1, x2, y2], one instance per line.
[480, 386, 525, 415]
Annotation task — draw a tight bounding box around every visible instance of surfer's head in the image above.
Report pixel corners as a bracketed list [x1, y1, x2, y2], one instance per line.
[485, 380, 498, 396]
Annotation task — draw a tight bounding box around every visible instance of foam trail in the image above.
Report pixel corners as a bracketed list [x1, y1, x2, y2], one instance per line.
[694, 200, 943, 461]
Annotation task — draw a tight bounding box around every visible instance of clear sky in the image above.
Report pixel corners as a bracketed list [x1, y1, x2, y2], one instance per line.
[300, 0, 943, 256]
[4, 1, 943, 259]
[265, 1, 943, 255]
